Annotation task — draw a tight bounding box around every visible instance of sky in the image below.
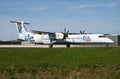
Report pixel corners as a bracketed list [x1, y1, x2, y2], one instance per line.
[0, 0, 120, 40]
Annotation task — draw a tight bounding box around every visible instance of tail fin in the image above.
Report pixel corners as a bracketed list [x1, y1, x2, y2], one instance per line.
[10, 21, 30, 40]
[10, 21, 30, 33]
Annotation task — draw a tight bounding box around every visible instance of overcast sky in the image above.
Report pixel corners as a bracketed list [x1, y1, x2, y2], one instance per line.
[0, 0, 120, 40]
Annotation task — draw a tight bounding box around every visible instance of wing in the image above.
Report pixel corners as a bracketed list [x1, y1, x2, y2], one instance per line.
[30, 30, 54, 34]
[31, 30, 56, 40]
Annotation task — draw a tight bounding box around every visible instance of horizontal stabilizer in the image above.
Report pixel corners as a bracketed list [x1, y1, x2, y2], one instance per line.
[10, 21, 30, 25]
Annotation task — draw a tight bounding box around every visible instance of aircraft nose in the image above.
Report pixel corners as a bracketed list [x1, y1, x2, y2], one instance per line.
[108, 39, 114, 44]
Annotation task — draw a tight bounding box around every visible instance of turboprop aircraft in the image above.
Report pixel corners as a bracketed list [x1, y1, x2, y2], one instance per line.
[10, 21, 64, 47]
[10, 21, 113, 47]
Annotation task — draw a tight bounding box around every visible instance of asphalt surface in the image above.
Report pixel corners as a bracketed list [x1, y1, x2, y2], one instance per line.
[0, 44, 114, 48]
[0, 45, 67, 48]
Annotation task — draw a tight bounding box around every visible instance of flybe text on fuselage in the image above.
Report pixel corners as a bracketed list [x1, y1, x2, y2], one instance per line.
[77, 36, 91, 42]
[19, 26, 35, 43]
[67, 35, 91, 43]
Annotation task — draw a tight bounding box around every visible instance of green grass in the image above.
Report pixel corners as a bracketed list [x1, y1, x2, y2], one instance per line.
[0, 47, 120, 79]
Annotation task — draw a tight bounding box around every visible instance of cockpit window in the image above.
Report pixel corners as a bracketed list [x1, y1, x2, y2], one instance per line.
[99, 36, 105, 37]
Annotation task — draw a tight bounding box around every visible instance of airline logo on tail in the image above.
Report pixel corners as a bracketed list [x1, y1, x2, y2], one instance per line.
[17, 24, 23, 33]
[10, 21, 35, 43]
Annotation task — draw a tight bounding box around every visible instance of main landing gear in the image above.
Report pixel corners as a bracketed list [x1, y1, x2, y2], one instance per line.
[66, 44, 70, 48]
[49, 44, 53, 48]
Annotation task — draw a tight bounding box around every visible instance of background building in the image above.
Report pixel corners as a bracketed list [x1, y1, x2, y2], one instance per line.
[105, 34, 120, 46]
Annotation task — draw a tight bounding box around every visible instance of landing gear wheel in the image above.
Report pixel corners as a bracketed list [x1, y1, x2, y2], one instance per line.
[66, 44, 70, 48]
[49, 44, 53, 48]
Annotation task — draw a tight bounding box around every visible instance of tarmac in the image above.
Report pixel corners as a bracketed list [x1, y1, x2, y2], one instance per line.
[0, 44, 111, 48]
[0, 45, 67, 48]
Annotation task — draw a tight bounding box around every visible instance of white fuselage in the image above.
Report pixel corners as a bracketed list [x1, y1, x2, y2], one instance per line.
[17, 25, 113, 44]
[65, 34, 113, 44]
[20, 31, 113, 44]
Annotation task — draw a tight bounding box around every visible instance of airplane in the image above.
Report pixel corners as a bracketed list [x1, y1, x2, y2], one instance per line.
[10, 21, 64, 47]
[10, 21, 113, 48]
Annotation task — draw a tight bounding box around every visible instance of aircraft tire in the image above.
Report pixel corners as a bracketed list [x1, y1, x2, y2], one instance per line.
[66, 44, 70, 48]
[49, 44, 53, 48]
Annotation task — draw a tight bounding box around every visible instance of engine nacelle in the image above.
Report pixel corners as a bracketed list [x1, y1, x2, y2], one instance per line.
[55, 33, 64, 39]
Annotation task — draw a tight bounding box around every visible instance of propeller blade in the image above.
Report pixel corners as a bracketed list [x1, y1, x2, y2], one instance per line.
[63, 28, 69, 39]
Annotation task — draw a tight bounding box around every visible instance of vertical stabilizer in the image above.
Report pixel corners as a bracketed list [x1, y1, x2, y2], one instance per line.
[10, 21, 30, 40]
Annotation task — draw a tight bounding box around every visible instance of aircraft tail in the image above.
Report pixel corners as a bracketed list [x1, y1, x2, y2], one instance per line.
[10, 21, 30, 40]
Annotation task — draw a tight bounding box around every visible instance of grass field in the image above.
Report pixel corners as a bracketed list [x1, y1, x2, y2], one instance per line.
[0, 47, 120, 79]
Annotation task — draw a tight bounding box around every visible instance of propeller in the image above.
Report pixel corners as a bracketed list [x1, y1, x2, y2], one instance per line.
[63, 28, 69, 39]
[80, 30, 85, 34]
